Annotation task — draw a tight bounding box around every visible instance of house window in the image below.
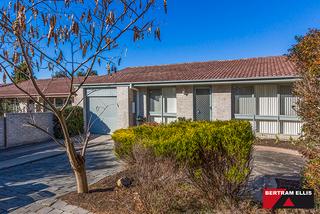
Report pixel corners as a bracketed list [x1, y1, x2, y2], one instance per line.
[148, 87, 177, 123]
[234, 86, 255, 115]
[280, 85, 297, 116]
[149, 89, 162, 112]
[279, 85, 300, 135]
[233, 84, 301, 135]
[0, 98, 20, 114]
[44, 97, 72, 111]
[27, 100, 36, 113]
[55, 98, 65, 108]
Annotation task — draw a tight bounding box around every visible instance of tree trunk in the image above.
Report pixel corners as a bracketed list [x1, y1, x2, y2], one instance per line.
[57, 112, 89, 193]
[74, 162, 89, 193]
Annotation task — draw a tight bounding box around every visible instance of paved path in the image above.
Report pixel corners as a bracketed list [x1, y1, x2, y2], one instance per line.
[0, 136, 123, 214]
[248, 145, 306, 201]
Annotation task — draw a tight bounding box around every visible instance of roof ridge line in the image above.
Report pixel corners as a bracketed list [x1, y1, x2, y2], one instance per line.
[124, 55, 286, 69]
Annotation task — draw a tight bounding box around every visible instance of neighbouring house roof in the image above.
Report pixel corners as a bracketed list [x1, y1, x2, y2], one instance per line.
[0, 77, 74, 98]
[82, 56, 298, 85]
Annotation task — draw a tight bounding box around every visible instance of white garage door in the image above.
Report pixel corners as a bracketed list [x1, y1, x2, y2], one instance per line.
[86, 88, 117, 134]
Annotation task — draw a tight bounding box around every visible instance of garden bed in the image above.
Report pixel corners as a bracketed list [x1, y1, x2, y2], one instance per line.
[255, 138, 302, 151]
[61, 120, 318, 213]
[60, 167, 318, 214]
[61, 168, 143, 214]
[60, 167, 207, 214]
[61, 120, 257, 213]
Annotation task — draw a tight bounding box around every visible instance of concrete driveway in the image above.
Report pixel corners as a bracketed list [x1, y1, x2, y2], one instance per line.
[0, 136, 123, 213]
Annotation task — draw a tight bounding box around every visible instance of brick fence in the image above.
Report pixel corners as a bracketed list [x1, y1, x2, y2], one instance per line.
[0, 112, 54, 149]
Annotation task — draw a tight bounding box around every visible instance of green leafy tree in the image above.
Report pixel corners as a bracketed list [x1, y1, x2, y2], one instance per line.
[52, 69, 97, 78]
[77, 69, 98, 77]
[12, 62, 36, 83]
[52, 71, 68, 78]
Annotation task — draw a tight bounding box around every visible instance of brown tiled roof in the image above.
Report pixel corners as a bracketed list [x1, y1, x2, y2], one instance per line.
[83, 56, 298, 84]
[0, 56, 297, 97]
[0, 77, 74, 98]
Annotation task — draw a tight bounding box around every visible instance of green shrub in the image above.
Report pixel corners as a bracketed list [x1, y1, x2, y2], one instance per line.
[54, 106, 84, 138]
[112, 120, 255, 204]
[303, 157, 320, 208]
[113, 120, 254, 164]
[112, 128, 135, 161]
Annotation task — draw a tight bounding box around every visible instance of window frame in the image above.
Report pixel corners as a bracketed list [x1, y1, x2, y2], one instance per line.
[54, 97, 65, 108]
[233, 85, 255, 117]
[147, 87, 177, 123]
[232, 84, 301, 135]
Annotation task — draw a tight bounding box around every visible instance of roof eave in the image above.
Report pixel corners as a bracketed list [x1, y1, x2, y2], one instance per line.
[76, 76, 300, 87]
[0, 93, 70, 99]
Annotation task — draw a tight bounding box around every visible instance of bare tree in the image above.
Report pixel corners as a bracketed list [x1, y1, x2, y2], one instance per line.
[0, 0, 166, 193]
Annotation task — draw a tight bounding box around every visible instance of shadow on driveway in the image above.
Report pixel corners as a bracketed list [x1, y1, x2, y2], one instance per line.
[0, 140, 122, 213]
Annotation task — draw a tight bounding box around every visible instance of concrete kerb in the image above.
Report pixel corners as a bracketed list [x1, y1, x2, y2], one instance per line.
[254, 145, 303, 157]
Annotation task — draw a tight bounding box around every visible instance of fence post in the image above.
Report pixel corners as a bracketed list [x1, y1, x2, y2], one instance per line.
[3, 113, 7, 148]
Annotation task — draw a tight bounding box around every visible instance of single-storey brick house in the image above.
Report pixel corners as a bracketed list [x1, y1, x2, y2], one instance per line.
[0, 78, 75, 113]
[77, 56, 301, 138]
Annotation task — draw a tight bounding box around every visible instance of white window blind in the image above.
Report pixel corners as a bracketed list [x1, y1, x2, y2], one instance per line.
[163, 87, 177, 114]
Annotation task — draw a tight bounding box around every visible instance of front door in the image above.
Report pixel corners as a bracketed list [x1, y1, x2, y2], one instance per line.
[194, 87, 211, 121]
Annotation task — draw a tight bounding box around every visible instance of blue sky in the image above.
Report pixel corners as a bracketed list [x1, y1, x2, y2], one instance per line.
[1, 0, 320, 80]
[120, 0, 320, 68]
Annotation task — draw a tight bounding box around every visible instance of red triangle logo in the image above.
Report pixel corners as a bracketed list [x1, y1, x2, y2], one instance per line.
[283, 198, 295, 207]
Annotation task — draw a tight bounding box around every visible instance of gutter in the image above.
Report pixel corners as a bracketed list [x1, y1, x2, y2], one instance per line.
[74, 76, 300, 88]
[132, 78, 299, 87]
[0, 93, 71, 98]
[129, 83, 139, 91]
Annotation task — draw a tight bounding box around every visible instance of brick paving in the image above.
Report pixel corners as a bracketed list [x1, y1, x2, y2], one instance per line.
[0, 140, 306, 213]
[0, 136, 123, 214]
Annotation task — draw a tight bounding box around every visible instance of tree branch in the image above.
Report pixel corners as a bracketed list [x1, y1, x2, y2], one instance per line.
[0, 62, 49, 111]
[72, 1, 153, 94]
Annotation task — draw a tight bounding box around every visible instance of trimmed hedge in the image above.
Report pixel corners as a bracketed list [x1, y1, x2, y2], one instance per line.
[112, 120, 255, 185]
[113, 120, 254, 160]
[54, 106, 84, 138]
